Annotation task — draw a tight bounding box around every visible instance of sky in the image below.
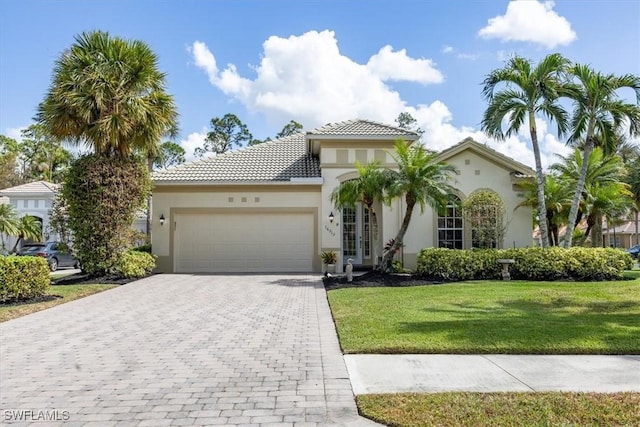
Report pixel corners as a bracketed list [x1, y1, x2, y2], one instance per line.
[1, 0, 639, 168]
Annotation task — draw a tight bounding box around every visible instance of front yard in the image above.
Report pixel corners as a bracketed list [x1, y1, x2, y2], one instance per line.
[0, 284, 117, 322]
[328, 277, 640, 355]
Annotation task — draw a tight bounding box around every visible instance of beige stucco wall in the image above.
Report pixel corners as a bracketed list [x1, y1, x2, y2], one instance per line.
[152, 185, 321, 273]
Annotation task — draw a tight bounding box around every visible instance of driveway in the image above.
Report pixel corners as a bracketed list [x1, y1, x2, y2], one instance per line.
[0, 275, 377, 426]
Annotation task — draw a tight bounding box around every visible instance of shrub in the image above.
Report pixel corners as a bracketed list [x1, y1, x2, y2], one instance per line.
[0, 256, 50, 302]
[114, 251, 156, 278]
[63, 155, 151, 276]
[132, 244, 152, 253]
[416, 247, 633, 282]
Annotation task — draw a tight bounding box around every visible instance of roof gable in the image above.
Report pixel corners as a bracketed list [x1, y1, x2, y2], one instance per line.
[437, 137, 536, 176]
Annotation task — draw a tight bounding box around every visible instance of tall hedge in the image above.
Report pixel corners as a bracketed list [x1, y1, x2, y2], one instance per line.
[63, 155, 150, 276]
[0, 256, 50, 302]
[417, 247, 633, 281]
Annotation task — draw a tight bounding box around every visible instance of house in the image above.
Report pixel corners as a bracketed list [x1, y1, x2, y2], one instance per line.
[0, 181, 60, 250]
[0, 181, 148, 251]
[151, 119, 534, 273]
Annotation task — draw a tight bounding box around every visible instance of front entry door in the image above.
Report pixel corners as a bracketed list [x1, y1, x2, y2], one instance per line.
[342, 204, 371, 266]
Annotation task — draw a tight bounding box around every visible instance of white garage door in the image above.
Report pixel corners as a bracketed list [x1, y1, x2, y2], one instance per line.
[174, 212, 314, 273]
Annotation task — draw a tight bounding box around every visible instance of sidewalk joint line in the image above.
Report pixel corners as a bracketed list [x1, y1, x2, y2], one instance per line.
[482, 355, 536, 392]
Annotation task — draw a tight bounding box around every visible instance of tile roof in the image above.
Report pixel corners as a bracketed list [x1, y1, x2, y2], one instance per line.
[152, 133, 320, 183]
[307, 119, 419, 137]
[0, 181, 59, 195]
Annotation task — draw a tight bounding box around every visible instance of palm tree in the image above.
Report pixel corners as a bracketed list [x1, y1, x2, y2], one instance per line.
[0, 203, 19, 253]
[380, 139, 458, 272]
[627, 156, 640, 246]
[516, 174, 572, 246]
[10, 215, 43, 254]
[330, 161, 392, 268]
[38, 30, 178, 158]
[553, 147, 631, 246]
[481, 53, 570, 249]
[562, 65, 640, 247]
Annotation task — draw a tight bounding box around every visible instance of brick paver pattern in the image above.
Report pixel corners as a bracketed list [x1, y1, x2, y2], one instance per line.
[1, 275, 376, 426]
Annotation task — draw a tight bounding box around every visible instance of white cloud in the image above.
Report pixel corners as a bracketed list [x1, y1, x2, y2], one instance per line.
[366, 45, 444, 84]
[180, 129, 208, 161]
[478, 0, 577, 48]
[442, 45, 453, 54]
[189, 30, 567, 170]
[5, 127, 25, 141]
[456, 53, 479, 61]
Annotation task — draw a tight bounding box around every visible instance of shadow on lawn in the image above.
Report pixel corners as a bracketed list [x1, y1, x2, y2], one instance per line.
[398, 298, 640, 354]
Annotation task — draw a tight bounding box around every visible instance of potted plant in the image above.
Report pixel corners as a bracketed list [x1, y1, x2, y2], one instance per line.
[320, 251, 337, 275]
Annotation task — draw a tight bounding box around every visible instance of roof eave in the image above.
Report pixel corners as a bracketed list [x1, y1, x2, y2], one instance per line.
[153, 178, 323, 186]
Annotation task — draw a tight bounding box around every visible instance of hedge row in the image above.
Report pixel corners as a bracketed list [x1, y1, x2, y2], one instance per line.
[416, 247, 634, 282]
[0, 256, 50, 302]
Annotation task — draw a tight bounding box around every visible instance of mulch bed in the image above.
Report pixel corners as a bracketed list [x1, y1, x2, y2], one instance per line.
[323, 270, 442, 291]
[1, 294, 63, 306]
[52, 273, 147, 286]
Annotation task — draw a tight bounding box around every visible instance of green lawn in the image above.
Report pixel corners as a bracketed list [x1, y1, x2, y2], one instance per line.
[357, 392, 640, 427]
[0, 285, 117, 322]
[328, 277, 640, 354]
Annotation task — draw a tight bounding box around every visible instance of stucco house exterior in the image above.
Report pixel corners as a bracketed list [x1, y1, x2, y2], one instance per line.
[0, 181, 60, 250]
[151, 119, 535, 273]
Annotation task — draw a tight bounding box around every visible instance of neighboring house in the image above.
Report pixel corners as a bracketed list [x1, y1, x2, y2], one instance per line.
[603, 218, 640, 249]
[0, 181, 60, 250]
[152, 119, 534, 273]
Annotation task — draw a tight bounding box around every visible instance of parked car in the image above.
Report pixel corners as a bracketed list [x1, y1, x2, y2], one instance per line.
[628, 244, 640, 259]
[19, 242, 79, 271]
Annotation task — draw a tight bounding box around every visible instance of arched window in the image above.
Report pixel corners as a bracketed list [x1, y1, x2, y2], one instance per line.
[437, 196, 463, 249]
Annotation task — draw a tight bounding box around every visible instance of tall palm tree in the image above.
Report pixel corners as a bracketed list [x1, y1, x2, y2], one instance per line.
[38, 30, 178, 158]
[562, 65, 640, 247]
[330, 161, 392, 268]
[481, 53, 570, 248]
[10, 215, 43, 253]
[380, 139, 458, 272]
[516, 174, 573, 246]
[553, 147, 631, 246]
[0, 203, 19, 253]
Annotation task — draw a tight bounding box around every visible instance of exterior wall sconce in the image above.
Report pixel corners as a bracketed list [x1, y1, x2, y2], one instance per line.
[159, 214, 165, 226]
[329, 212, 334, 224]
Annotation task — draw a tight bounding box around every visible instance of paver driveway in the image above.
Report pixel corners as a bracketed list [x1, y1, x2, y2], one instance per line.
[1, 275, 377, 426]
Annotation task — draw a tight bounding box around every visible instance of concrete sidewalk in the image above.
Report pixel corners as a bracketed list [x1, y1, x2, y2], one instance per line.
[345, 354, 640, 394]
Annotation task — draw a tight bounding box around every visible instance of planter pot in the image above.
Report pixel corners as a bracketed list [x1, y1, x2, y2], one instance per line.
[323, 263, 336, 275]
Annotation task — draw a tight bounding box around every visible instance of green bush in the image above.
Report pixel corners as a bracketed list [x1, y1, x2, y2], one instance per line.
[114, 251, 156, 278]
[131, 244, 152, 253]
[0, 256, 50, 302]
[417, 247, 633, 282]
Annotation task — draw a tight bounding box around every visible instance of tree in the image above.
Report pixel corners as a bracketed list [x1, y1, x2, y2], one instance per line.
[195, 114, 252, 156]
[380, 139, 458, 272]
[0, 203, 19, 253]
[19, 124, 71, 183]
[37, 30, 178, 275]
[562, 65, 640, 248]
[516, 174, 572, 246]
[462, 189, 507, 249]
[395, 112, 424, 137]
[0, 135, 22, 189]
[153, 141, 186, 170]
[553, 147, 631, 246]
[330, 161, 392, 269]
[481, 53, 570, 249]
[10, 215, 43, 253]
[627, 156, 640, 245]
[276, 120, 303, 139]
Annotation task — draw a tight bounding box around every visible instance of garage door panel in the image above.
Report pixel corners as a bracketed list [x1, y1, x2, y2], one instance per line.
[175, 212, 313, 273]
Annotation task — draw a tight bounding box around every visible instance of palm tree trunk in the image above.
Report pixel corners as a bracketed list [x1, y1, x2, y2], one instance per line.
[592, 213, 604, 247]
[635, 209, 639, 246]
[564, 139, 594, 248]
[370, 205, 379, 268]
[380, 197, 415, 272]
[530, 116, 550, 248]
